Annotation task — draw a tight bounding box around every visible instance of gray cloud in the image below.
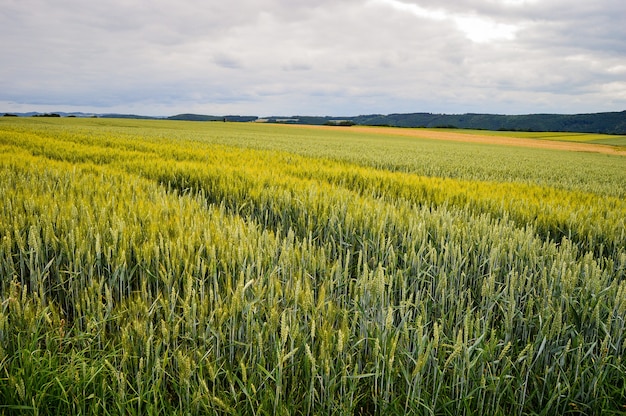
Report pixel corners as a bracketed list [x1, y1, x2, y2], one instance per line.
[1, 0, 625, 116]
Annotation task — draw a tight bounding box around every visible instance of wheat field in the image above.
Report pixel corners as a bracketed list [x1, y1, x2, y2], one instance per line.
[1, 117, 625, 415]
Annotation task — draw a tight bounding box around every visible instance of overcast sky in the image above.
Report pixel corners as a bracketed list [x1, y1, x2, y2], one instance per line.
[2, 0, 625, 116]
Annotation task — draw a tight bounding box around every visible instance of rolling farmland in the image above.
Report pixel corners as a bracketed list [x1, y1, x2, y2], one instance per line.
[1, 117, 625, 414]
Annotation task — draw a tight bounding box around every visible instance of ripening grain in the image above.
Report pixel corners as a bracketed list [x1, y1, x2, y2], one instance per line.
[1, 117, 625, 415]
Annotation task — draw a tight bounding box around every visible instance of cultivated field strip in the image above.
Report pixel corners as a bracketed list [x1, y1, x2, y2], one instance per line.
[315, 125, 626, 156]
[1, 118, 625, 414]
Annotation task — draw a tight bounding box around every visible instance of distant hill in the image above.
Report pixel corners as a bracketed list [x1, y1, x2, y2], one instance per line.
[350, 111, 626, 135]
[3, 111, 99, 118]
[167, 114, 258, 122]
[258, 111, 626, 134]
[4, 110, 625, 134]
[100, 113, 160, 120]
[168, 113, 222, 121]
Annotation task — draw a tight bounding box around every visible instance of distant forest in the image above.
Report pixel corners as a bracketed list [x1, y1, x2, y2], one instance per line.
[253, 111, 626, 135]
[348, 111, 626, 135]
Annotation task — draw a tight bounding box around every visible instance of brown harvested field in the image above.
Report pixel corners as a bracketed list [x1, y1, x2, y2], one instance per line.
[305, 125, 626, 156]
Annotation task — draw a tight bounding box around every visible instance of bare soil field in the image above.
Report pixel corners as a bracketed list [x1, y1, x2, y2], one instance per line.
[312, 125, 626, 156]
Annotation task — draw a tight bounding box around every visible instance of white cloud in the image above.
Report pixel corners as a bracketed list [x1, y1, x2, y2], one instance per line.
[370, 0, 448, 20]
[496, 0, 537, 5]
[1, 0, 625, 116]
[453, 15, 519, 42]
[372, 0, 521, 42]
[607, 65, 626, 75]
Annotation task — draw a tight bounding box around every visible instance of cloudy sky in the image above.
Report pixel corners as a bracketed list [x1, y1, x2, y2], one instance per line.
[2, 0, 625, 116]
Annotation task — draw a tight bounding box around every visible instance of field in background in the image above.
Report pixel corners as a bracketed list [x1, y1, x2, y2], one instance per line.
[1, 118, 625, 414]
[311, 125, 626, 156]
[431, 128, 626, 147]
